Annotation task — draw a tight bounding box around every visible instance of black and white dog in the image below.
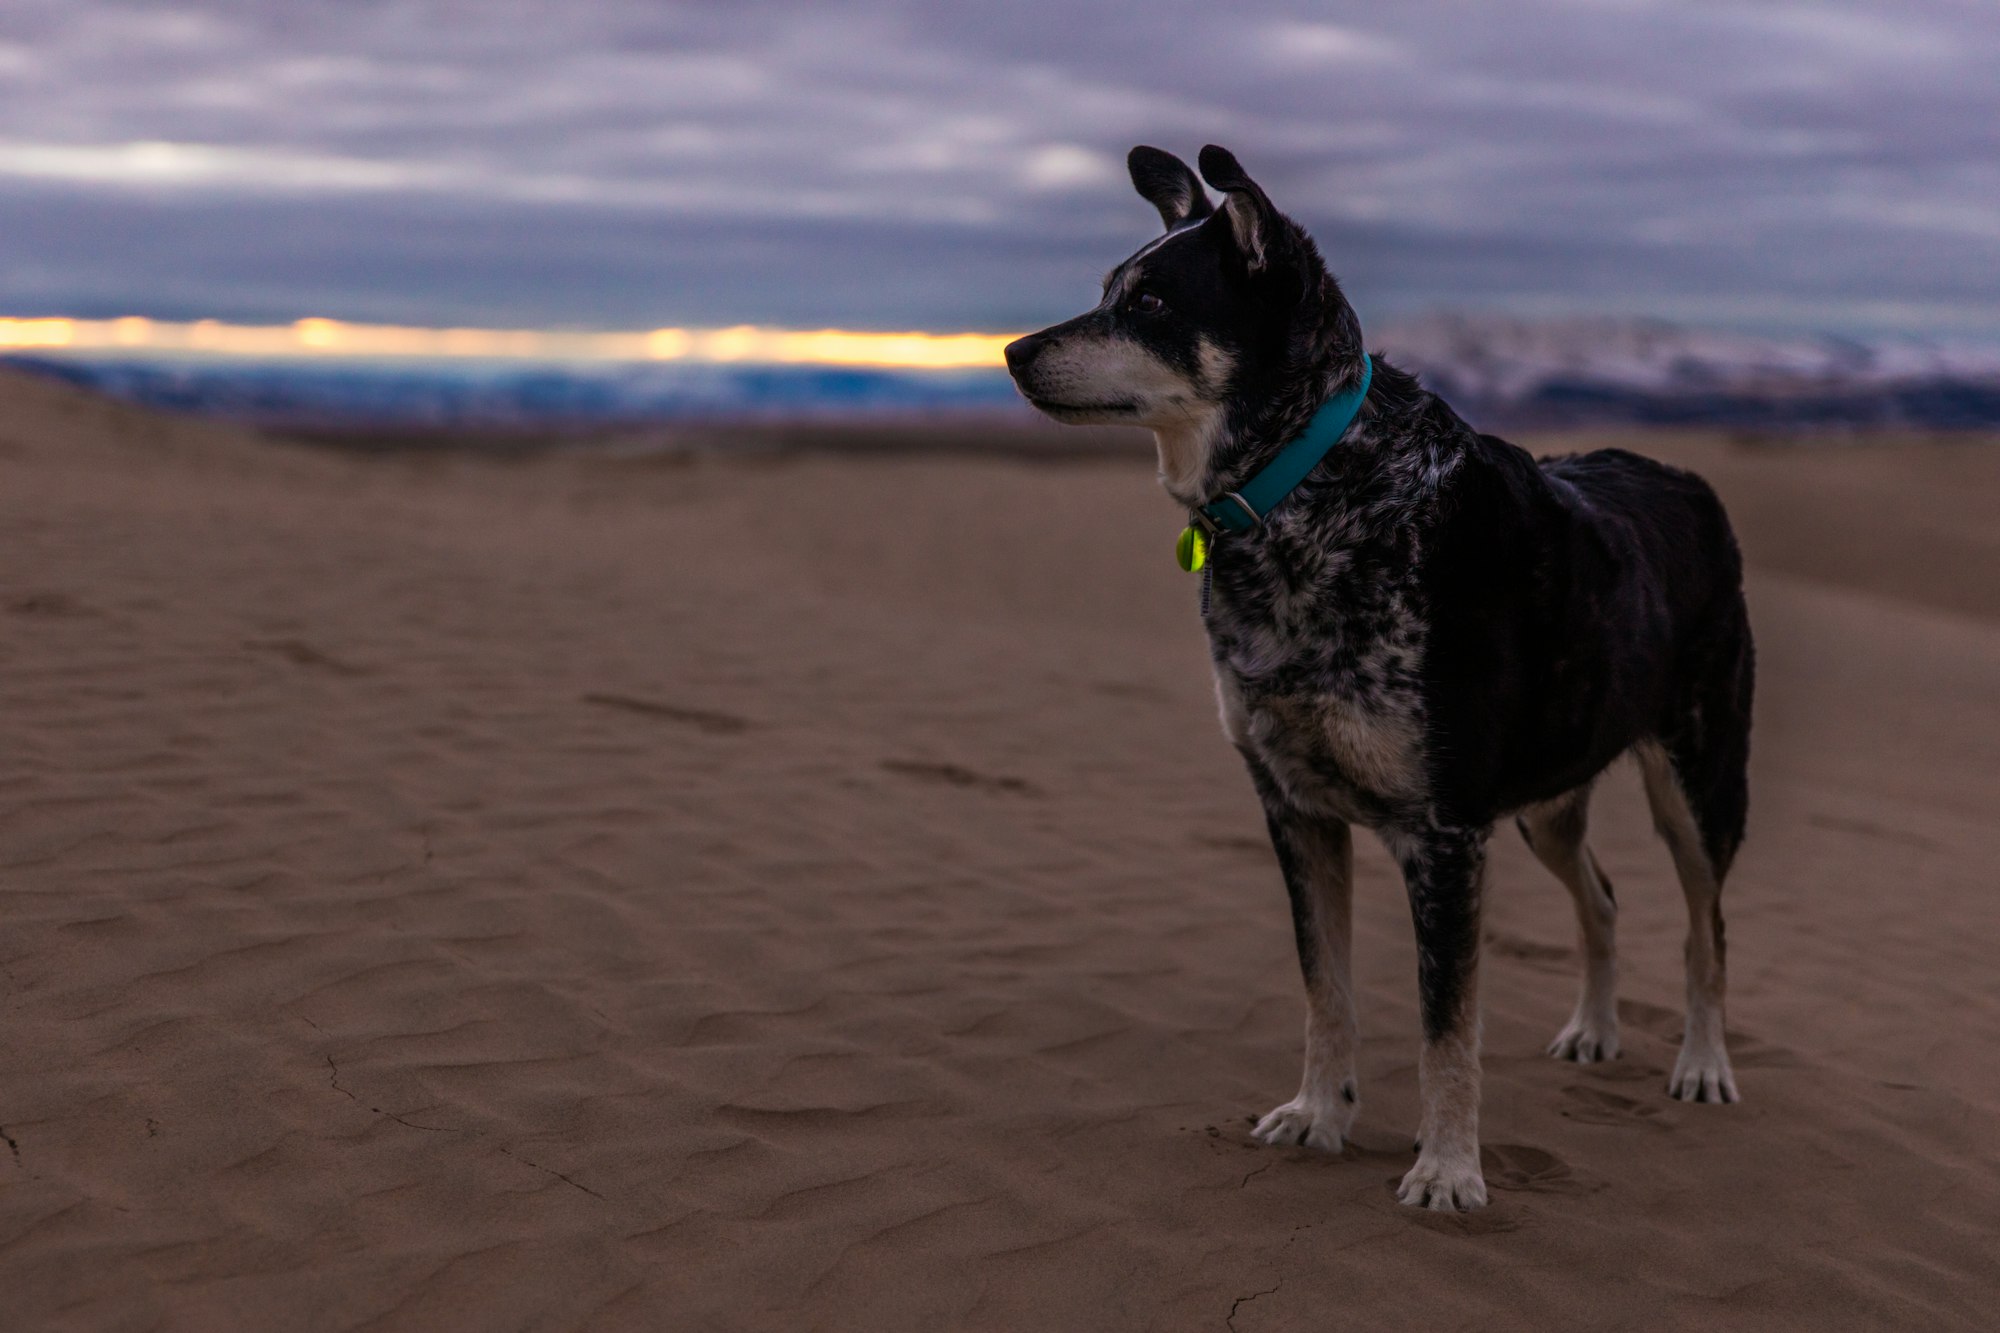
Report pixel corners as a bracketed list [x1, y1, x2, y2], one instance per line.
[1005, 145, 1754, 1211]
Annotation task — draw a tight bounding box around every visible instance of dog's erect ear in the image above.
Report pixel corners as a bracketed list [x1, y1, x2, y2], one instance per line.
[1128, 146, 1213, 230]
[1198, 144, 1280, 271]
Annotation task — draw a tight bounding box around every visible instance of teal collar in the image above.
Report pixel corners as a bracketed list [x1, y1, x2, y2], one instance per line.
[1192, 354, 1374, 534]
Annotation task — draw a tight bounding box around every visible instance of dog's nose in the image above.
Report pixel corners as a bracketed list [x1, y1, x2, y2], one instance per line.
[1004, 332, 1046, 375]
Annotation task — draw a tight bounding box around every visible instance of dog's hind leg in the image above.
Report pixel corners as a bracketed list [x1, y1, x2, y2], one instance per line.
[1389, 823, 1489, 1211]
[1636, 737, 1745, 1104]
[1640, 594, 1753, 1104]
[1517, 784, 1620, 1063]
[1248, 798, 1359, 1153]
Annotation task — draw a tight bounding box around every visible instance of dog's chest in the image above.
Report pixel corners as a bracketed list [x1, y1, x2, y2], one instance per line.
[1209, 583, 1430, 823]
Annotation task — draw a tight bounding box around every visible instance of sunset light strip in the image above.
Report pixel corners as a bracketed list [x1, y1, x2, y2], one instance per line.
[0, 316, 1019, 370]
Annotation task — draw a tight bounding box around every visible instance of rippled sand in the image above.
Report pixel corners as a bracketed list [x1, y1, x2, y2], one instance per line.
[3, 369, 1996, 1329]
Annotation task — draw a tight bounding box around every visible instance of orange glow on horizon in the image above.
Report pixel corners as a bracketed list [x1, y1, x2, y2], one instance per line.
[0, 315, 1020, 370]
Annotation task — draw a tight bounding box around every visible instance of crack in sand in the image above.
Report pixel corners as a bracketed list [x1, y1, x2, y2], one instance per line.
[310, 1022, 597, 1199]
[323, 1054, 454, 1133]
[0, 1125, 20, 1167]
[500, 1147, 606, 1201]
[1239, 1162, 1273, 1189]
[1227, 1277, 1282, 1330]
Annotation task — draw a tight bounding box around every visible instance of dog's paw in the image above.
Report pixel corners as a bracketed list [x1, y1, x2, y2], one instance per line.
[1397, 1151, 1488, 1212]
[1547, 1010, 1621, 1064]
[1668, 1045, 1740, 1103]
[1251, 1096, 1350, 1153]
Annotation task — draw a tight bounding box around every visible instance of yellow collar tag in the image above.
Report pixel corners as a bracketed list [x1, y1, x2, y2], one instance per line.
[1175, 524, 1209, 573]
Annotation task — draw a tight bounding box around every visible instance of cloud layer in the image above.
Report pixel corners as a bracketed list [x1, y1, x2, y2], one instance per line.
[4, 1, 1998, 335]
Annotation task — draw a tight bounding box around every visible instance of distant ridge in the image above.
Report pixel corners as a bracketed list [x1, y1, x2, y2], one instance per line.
[11, 314, 2000, 433]
[1374, 313, 2000, 430]
[1, 356, 1024, 432]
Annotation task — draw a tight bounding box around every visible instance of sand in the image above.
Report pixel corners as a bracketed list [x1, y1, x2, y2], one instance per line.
[2, 368, 1997, 1329]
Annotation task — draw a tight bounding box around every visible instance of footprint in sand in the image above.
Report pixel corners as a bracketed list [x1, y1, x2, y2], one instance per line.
[1615, 998, 1686, 1043]
[1577, 1059, 1664, 1085]
[1393, 1193, 1522, 1235]
[1559, 1085, 1668, 1130]
[1484, 930, 1573, 973]
[1191, 833, 1272, 858]
[1482, 1143, 1603, 1196]
[1808, 811, 1939, 851]
[245, 638, 369, 677]
[8, 592, 90, 617]
[582, 692, 750, 734]
[1088, 679, 1170, 701]
[880, 759, 1041, 797]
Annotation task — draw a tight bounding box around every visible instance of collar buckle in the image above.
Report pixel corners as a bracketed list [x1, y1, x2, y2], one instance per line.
[1195, 490, 1261, 534]
[1219, 491, 1261, 529]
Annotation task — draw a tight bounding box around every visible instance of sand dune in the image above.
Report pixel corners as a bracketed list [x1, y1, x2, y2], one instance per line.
[2, 369, 1996, 1328]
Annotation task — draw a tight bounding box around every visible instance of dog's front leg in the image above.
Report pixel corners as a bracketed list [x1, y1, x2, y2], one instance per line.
[1391, 824, 1489, 1211]
[1246, 772, 1358, 1153]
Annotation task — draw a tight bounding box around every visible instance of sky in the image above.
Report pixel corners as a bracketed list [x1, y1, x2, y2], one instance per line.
[4, 0, 2000, 340]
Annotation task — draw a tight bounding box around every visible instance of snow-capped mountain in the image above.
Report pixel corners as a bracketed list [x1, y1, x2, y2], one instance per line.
[1372, 314, 2000, 429]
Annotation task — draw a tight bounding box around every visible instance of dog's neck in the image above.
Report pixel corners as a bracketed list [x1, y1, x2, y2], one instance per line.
[1150, 407, 1232, 507]
[1154, 349, 1372, 511]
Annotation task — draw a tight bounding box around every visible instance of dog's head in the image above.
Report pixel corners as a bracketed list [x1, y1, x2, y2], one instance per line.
[1005, 144, 1361, 503]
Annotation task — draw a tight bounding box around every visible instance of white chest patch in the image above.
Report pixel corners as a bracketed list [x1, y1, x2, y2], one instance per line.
[1216, 670, 1429, 821]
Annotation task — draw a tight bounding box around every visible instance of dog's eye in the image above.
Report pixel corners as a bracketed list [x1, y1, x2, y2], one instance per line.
[1131, 291, 1167, 316]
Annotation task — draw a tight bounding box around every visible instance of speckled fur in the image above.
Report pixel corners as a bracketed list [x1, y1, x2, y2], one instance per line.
[1006, 145, 1755, 1212]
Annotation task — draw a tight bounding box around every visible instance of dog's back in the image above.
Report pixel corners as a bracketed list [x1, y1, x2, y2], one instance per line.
[1419, 436, 1752, 843]
[1546, 446, 1754, 862]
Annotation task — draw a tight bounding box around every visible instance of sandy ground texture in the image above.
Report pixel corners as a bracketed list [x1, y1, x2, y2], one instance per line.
[3, 367, 1998, 1329]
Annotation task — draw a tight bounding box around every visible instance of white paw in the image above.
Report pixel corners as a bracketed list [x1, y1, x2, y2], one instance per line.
[1252, 1095, 1351, 1153]
[1668, 1045, 1740, 1103]
[1397, 1151, 1487, 1211]
[1547, 1010, 1621, 1064]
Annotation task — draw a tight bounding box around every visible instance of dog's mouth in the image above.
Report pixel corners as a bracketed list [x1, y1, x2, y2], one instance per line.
[1023, 394, 1139, 418]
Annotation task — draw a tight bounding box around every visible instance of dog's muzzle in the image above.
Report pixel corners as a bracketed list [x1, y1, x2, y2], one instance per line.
[1003, 330, 1050, 379]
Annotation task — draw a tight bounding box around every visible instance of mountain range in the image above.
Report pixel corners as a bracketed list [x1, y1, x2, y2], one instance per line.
[1378, 314, 2000, 430]
[11, 314, 2000, 434]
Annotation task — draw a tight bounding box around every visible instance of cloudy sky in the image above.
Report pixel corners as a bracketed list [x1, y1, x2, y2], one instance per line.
[4, 0, 1999, 336]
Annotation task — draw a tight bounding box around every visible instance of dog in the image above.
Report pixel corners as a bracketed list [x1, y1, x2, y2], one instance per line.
[1004, 145, 1754, 1211]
